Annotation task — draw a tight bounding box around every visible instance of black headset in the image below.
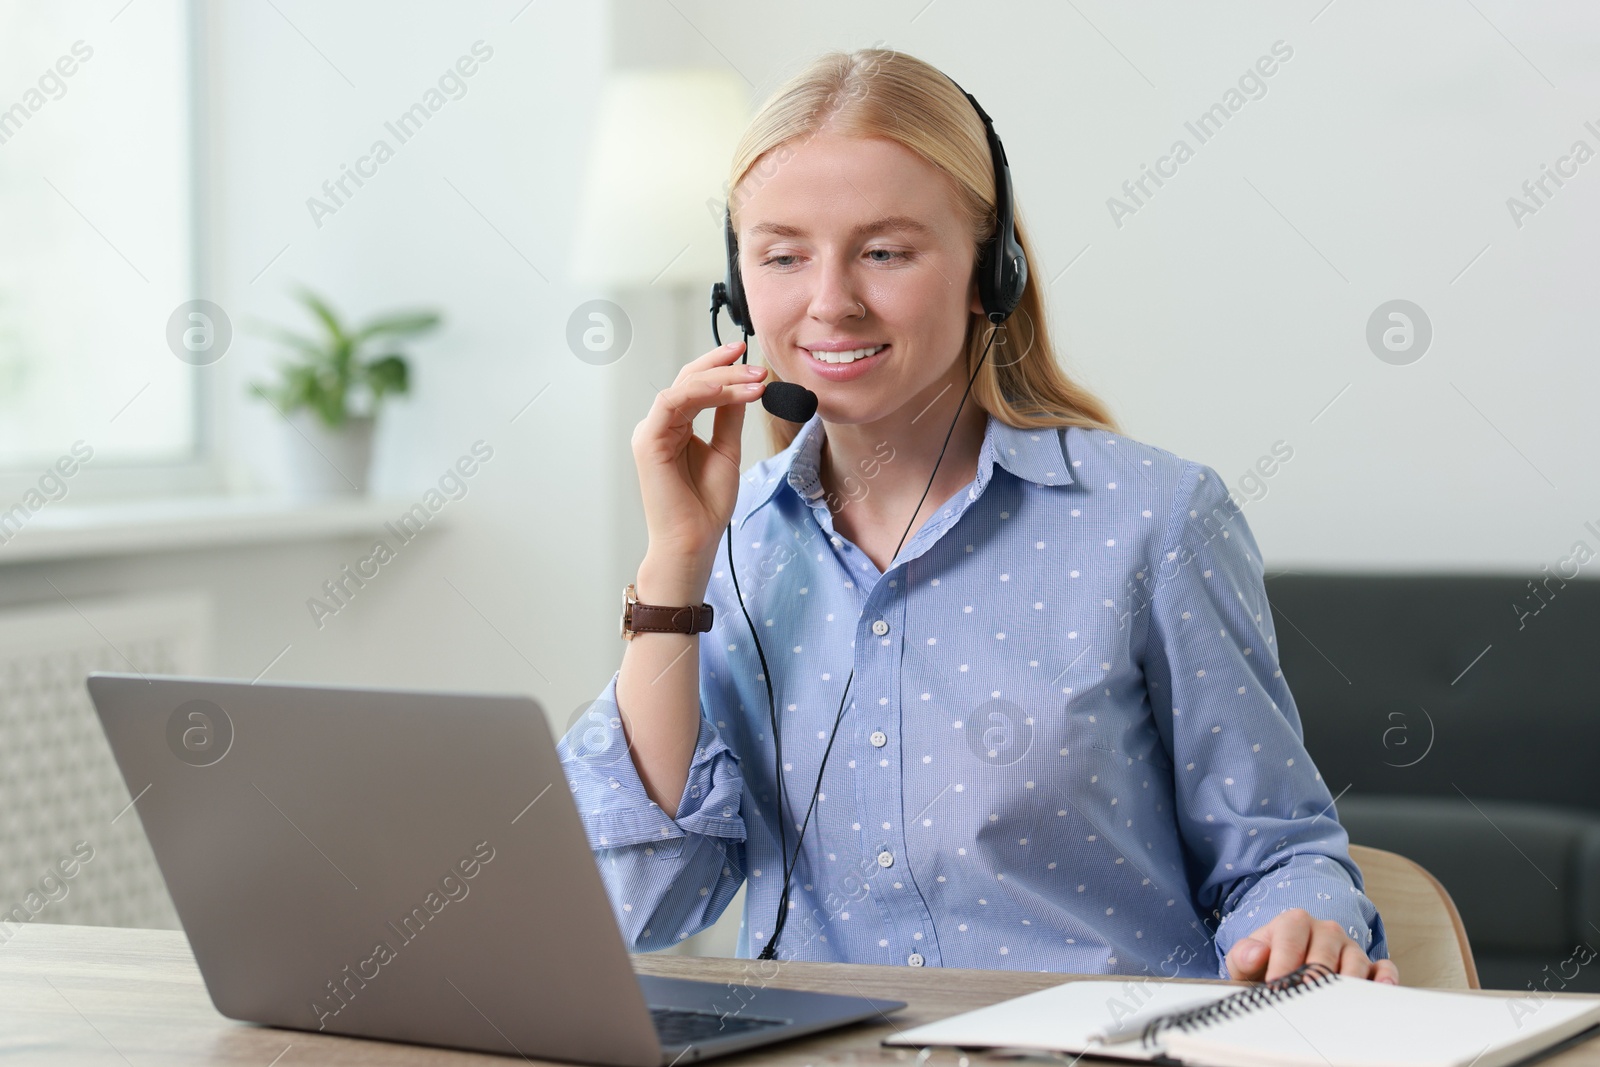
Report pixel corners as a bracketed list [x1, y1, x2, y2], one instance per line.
[707, 67, 1027, 959]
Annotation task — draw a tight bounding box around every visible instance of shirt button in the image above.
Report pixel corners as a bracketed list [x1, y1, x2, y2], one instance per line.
[907, 952, 925, 967]
[870, 730, 888, 748]
[871, 619, 890, 636]
[877, 850, 894, 868]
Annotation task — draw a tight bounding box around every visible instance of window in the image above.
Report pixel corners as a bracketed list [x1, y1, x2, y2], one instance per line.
[0, 0, 213, 499]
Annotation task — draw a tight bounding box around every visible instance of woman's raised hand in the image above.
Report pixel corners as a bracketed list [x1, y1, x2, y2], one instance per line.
[630, 340, 767, 572]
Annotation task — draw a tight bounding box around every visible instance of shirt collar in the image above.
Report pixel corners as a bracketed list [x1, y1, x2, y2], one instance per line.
[736, 410, 1075, 530]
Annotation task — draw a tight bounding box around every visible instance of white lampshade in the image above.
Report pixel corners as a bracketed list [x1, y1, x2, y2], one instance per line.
[571, 68, 751, 289]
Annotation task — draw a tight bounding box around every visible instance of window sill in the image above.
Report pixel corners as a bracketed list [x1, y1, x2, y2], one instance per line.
[0, 494, 431, 566]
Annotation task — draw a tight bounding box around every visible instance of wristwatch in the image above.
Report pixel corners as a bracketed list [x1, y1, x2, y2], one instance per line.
[620, 583, 715, 640]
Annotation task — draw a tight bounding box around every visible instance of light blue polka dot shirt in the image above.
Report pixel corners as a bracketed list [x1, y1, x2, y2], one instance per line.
[559, 412, 1387, 977]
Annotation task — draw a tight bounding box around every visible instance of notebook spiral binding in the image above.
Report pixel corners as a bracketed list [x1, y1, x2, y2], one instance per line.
[1140, 960, 1341, 1049]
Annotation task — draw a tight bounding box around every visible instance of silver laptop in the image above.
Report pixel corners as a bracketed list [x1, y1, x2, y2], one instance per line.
[85, 672, 903, 1065]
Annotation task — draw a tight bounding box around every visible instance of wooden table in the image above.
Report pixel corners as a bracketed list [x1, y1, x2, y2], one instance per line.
[6, 923, 1600, 1066]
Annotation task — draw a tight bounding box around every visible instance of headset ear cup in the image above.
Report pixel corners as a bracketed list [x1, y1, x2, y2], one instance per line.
[974, 236, 998, 322]
[1002, 235, 1027, 320]
[989, 155, 1026, 323]
[976, 233, 1026, 324]
[723, 207, 752, 333]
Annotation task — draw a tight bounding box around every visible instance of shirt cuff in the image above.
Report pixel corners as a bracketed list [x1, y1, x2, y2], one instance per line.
[558, 672, 746, 851]
[1210, 856, 1390, 976]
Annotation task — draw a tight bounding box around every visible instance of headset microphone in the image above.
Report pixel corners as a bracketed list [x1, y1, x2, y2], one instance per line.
[706, 68, 1025, 960]
[708, 290, 820, 425]
[758, 380, 820, 425]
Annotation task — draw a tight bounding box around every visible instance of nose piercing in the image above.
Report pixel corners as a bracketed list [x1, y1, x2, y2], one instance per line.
[854, 301, 866, 319]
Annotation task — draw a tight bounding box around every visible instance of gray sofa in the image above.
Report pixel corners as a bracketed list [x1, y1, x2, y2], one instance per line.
[1264, 572, 1600, 993]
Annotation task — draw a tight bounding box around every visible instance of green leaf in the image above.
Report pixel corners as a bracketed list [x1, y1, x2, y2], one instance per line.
[331, 333, 354, 380]
[363, 354, 409, 399]
[354, 311, 440, 342]
[296, 288, 347, 348]
[285, 364, 325, 408]
[313, 386, 345, 428]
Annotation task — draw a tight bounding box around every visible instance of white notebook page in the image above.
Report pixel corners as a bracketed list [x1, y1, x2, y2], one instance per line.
[884, 979, 1240, 1057]
[1161, 977, 1600, 1067]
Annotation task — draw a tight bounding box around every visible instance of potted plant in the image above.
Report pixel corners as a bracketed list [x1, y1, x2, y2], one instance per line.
[248, 287, 440, 497]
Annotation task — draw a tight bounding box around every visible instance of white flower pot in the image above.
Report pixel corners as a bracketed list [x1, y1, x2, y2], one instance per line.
[284, 411, 375, 497]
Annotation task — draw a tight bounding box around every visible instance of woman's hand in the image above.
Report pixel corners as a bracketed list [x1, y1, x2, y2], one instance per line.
[631, 340, 767, 567]
[1225, 908, 1400, 984]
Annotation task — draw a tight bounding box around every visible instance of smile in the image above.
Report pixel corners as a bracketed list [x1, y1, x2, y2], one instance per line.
[805, 344, 887, 365]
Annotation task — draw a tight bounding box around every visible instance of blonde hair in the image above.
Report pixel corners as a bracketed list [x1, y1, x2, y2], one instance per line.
[725, 48, 1121, 458]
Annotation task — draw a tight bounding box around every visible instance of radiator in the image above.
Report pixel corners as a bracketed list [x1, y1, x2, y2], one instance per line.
[0, 590, 210, 933]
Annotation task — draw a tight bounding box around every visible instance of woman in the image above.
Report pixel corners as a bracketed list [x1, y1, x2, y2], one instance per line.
[560, 48, 1397, 984]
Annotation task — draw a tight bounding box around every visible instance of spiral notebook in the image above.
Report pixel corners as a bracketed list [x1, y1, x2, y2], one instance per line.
[883, 962, 1600, 1067]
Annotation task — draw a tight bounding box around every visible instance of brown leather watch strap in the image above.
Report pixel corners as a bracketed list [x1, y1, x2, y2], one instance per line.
[629, 602, 715, 635]
[622, 583, 714, 639]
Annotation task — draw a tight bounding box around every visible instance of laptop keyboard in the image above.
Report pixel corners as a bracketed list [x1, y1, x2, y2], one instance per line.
[649, 1006, 791, 1046]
